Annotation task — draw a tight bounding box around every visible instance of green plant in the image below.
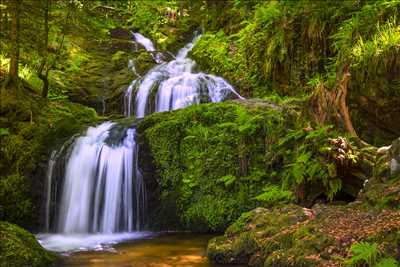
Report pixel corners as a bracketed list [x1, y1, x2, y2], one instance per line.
[277, 126, 344, 201]
[346, 242, 380, 266]
[0, 128, 9, 137]
[345, 242, 399, 267]
[375, 258, 399, 267]
[255, 185, 294, 206]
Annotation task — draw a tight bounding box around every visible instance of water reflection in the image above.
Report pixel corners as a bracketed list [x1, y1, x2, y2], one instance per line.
[58, 233, 239, 267]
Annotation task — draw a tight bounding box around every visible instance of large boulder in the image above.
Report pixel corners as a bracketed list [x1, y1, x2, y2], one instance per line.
[0, 222, 56, 267]
[208, 203, 400, 267]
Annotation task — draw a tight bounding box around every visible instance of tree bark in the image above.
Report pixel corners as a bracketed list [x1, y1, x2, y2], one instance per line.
[8, 0, 20, 86]
[335, 64, 358, 138]
[39, 0, 50, 98]
[309, 64, 370, 146]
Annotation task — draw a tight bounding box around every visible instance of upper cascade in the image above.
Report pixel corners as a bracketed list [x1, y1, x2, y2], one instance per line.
[132, 32, 164, 63]
[125, 34, 243, 118]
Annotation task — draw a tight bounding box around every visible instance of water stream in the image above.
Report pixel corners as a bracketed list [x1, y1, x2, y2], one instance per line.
[39, 33, 242, 261]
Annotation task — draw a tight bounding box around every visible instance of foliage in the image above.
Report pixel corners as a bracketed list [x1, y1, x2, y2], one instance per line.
[375, 258, 399, 267]
[346, 242, 380, 267]
[191, 0, 400, 144]
[255, 185, 294, 206]
[277, 126, 344, 201]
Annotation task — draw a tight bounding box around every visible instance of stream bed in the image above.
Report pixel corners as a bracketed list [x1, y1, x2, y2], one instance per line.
[39, 233, 237, 267]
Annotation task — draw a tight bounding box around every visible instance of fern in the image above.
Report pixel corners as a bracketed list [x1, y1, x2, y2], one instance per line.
[255, 185, 294, 205]
[375, 258, 399, 267]
[346, 242, 380, 267]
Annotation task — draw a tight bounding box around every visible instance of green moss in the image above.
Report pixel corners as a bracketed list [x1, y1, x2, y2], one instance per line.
[208, 205, 317, 266]
[0, 222, 56, 267]
[0, 175, 32, 226]
[0, 89, 99, 226]
[138, 100, 366, 231]
[138, 101, 295, 231]
[362, 178, 400, 210]
[210, 200, 400, 267]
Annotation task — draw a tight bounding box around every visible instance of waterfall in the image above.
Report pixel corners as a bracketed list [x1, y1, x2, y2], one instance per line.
[125, 34, 243, 118]
[41, 33, 242, 252]
[133, 32, 163, 63]
[55, 122, 145, 234]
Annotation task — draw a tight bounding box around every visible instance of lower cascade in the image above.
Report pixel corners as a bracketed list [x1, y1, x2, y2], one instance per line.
[41, 33, 242, 251]
[46, 122, 145, 234]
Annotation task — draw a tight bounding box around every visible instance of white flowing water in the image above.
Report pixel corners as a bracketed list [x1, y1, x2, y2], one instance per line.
[57, 122, 144, 234]
[125, 34, 243, 118]
[44, 150, 57, 232]
[133, 32, 163, 63]
[40, 33, 242, 252]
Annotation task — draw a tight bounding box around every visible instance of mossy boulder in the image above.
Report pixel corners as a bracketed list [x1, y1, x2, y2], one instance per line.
[0, 222, 56, 267]
[137, 100, 369, 232]
[208, 202, 400, 267]
[136, 100, 295, 231]
[361, 176, 400, 210]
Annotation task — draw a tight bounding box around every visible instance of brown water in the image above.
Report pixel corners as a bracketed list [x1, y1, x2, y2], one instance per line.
[58, 233, 233, 267]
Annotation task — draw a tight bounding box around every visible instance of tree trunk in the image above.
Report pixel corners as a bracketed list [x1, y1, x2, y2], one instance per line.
[335, 64, 358, 138]
[41, 72, 49, 98]
[309, 64, 369, 146]
[8, 0, 20, 86]
[39, 0, 50, 98]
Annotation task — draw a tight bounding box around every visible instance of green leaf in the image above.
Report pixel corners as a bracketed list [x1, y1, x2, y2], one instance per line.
[375, 258, 399, 267]
[0, 128, 9, 137]
[218, 175, 237, 187]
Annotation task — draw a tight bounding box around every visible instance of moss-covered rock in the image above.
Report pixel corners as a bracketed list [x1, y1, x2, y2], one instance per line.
[137, 100, 369, 232]
[208, 202, 400, 267]
[0, 222, 56, 267]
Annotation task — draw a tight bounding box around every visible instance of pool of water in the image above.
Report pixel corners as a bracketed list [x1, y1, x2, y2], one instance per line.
[41, 233, 235, 267]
